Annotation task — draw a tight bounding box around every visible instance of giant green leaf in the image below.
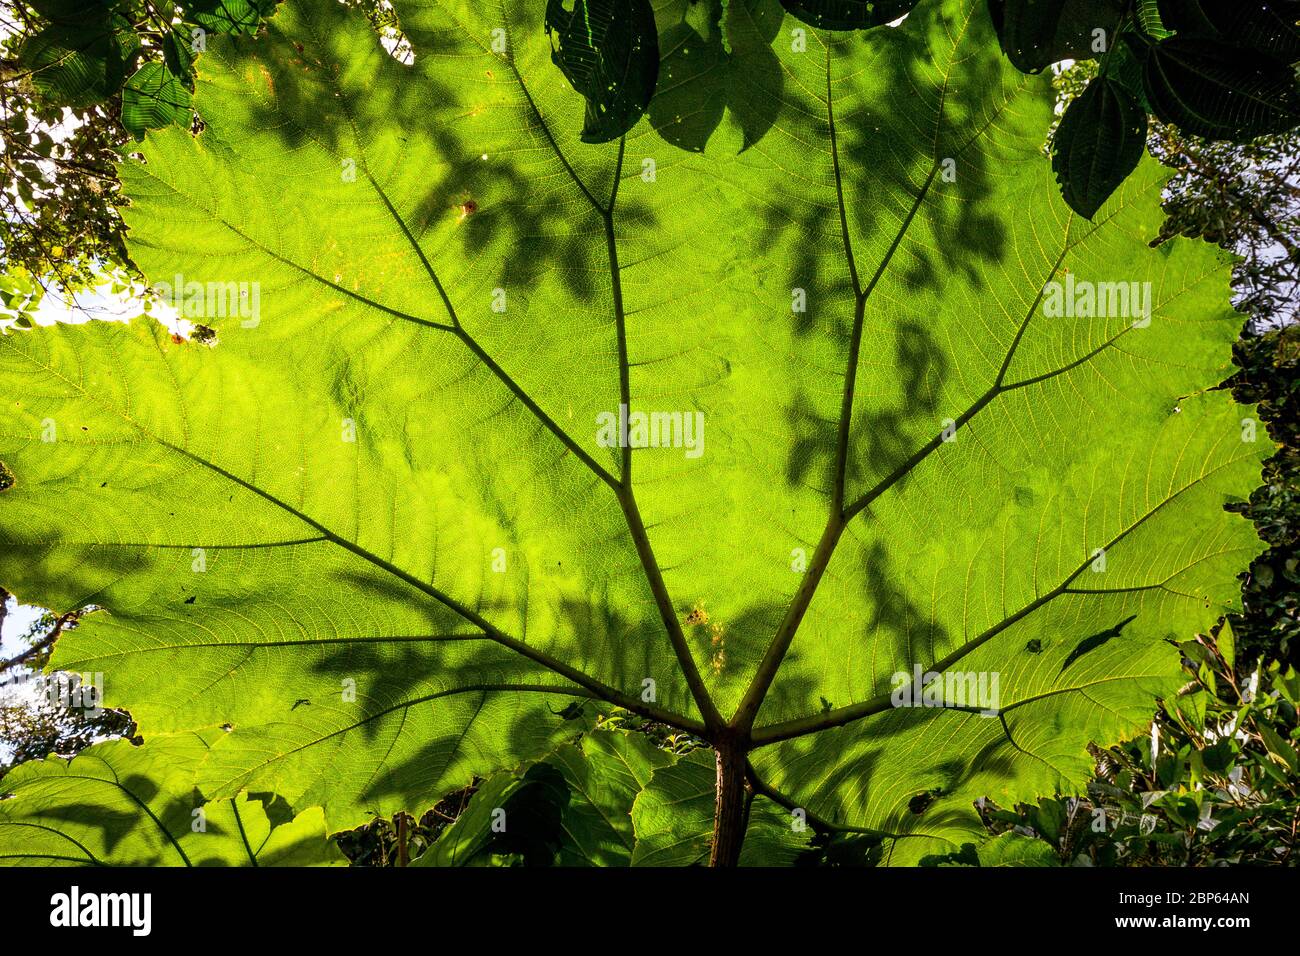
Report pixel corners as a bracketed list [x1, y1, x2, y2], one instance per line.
[0, 0, 1264, 862]
[0, 734, 346, 866]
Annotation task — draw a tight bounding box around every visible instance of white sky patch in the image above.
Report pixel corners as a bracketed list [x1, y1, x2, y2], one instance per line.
[1, 600, 48, 764]
[13, 278, 185, 335]
[1, 599, 45, 661]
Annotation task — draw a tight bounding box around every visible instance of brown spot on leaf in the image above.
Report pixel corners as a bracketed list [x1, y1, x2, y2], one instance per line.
[684, 604, 708, 627]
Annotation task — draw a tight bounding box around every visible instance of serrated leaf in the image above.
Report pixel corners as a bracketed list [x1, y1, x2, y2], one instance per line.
[1135, 0, 1173, 39]
[1052, 75, 1148, 218]
[415, 730, 673, 866]
[18, 17, 135, 107]
[545, 0, 660, 143]
[412, 773, 526, 866]
[181, 0, 279, 34]
[549, 730, 674, 865]
[163, 27, 199, 91]
[0, 736, 346, 866]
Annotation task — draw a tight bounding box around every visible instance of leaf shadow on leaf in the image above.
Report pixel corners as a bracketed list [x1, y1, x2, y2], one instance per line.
[834, 10, 1013, 295]
[33, 775, 199, 861]
[218, 2, 657, 305]
[782, 317, 948, 493]
[12, 532, 152, 622]
[647, 0, 785, 153]
[763, 709, 1021, 835]
[753, 1, 1013, 357]
[285, 574, 705, 815]
[1059, 612, 1137, 673]
[38, 801, 142, 855]
[751, 520, 1029, 836]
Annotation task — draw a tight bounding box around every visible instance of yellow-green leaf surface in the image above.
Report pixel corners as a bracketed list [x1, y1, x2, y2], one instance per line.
[0, 0, 1264, 857]
[0, 734, 345, 866]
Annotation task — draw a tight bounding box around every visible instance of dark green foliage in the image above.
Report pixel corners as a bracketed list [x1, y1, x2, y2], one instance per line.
[1140, 34, 1300, 141]
[1001, 1, 1300, 215]
[1052, 74, 1148, 218]
[979, 633, 1299, 865]
[988, 0, 1123, 73]
[1231, 327, 1300, 669]
[545, 0, 660, 143]
[1156, 0, 1300, 60]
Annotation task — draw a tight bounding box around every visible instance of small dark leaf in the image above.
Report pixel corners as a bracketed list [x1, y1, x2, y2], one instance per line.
[1107, 33, 1153, 110]
[180, 0, 278, 35]
[908, 788, 941, 814]
[545, 0, 660, 144]
[163, 27, 198, 91]
[121, 62, 194, 140]
[779, 0, 921, 30]
[25, 0, 113, 24]
[1142, 35, 1300, 140]
[1052, 75, 1148, 218]
[989, 0, 1125, 73]
[1135, 0, 1174, 38]
[18, 18, 136, 107]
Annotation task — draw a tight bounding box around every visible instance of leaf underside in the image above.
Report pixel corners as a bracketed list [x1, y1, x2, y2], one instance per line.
[0, 0, 1263, 860]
